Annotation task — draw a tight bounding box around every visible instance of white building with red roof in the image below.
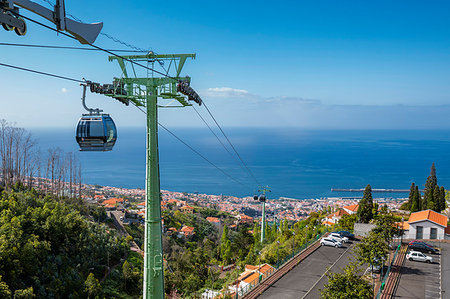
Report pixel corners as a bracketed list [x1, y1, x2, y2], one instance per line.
[322, 209, 349, 226]
[405, 209, 448, 240]
[343, 204, 359, 215]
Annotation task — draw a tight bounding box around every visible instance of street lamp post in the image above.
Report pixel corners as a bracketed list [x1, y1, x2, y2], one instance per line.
[258, 252, 262, 282]
[292, 231, 296, 257]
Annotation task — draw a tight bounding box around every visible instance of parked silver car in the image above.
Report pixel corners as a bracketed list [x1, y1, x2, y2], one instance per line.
[406, 251, 433, 263]
[329, 232, 349, 243]
[320, 237, 342, 248]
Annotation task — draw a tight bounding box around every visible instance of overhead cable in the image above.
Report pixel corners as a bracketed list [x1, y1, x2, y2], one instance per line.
[133, 104, 251, 189]
[0, 42, 147, 52]
[0, 61, 84, 83]
[202, 101, 261, 185]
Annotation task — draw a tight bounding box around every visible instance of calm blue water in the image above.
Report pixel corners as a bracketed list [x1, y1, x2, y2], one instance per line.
[30, 128, 450, 199]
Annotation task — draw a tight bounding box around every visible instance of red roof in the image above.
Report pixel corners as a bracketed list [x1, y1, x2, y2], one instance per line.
[332, 209, 349, 217]
[344, 204, 359, 212]
[181, 226, 194, 233]
[206, 217, 220, 223]
[408, 210, 448, 227]
[103, 198, 124, 205]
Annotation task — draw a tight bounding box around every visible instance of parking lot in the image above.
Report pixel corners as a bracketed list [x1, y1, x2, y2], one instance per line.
[258, 240, 358, 299]
[394, 241, 442, 299]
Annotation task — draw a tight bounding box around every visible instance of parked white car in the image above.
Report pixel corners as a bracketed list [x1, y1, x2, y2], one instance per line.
[329, 232, 349, 243]
[406, 251, 433, 263]
[320, 237, 342, 248]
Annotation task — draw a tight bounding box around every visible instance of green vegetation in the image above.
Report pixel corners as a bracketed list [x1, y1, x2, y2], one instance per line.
[357, 184, 374, 223]
[0, 187, 130, 298]
[401, 163, 446, 212]
[320, 263, 373, 299]
[322, 209, 397, 298]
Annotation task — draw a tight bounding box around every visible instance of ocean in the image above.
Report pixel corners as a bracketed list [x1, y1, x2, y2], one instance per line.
[31, 128, 450, 200]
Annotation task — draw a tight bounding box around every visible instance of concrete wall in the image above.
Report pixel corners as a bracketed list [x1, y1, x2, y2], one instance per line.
[353, 223, 376, 237]
[407, 220, 445, 240]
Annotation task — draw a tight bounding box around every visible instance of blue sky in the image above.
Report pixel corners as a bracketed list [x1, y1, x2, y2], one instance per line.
[1, 0, 450, 128]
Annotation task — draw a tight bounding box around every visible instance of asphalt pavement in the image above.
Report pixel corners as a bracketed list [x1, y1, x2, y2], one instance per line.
[257, 240, 357, 299]
[394, 242, 441, 299]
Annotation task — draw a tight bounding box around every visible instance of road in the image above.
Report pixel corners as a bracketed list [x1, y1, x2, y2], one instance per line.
[258, 240, 358, 299]
[439, 242, 450, 299]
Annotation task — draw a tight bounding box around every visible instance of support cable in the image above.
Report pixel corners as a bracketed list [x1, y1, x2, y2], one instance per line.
[0, 61, 84, 83]
[0, 42, 147, 52]
[202, 101, 261, 186]
[39, 0, 149, 53]
[132, 104, 251, 189]
[12, 12, 178, 81]
[2, 12, 260, 191]
[0, 59, 252, 190]
[191, 105, 254, 182]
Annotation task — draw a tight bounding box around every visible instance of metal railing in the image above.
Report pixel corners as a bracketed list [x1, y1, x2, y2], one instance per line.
[375, 244, 402, 299]
[230, 228, 329, 298]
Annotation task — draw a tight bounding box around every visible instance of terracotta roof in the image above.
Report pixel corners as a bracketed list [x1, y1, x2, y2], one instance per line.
[245, 265, 258, 271]
[395, 221, 410, 230]
[332, 209, 349, 217]
[181, 226, 195, 233]
[259, 264, 274, 274]
[408, 210, 448, 227]
[242, 271, 259, 284]
[102, 197, 124, 205]
[343, 204, 359, 212]
[322, 220, 335, 226]
[206, 217, 220, 223]
[137, 202, 145, 206]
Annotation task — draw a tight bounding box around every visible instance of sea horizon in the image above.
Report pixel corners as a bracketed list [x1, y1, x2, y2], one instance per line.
[29, 127, 450, 200]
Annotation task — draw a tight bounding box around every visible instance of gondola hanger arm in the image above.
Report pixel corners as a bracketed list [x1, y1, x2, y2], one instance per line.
[0, 0, 102, 44]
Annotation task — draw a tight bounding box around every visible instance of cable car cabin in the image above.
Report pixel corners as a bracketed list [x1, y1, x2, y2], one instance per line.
[76, 114, 117, 151]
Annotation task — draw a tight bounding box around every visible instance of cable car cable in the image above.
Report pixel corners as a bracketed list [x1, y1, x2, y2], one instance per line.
[0, 42, 147, 52]
[38, 0, 149, 53]
[0, 61, 84, 83]
[132, 104, 251, 189]
[12, 12, 178, 81]
[191, 105, 255, 183]
[0, 58, 254, 190]
[3, 12, 261, 189]
[201, 101, 261, 186]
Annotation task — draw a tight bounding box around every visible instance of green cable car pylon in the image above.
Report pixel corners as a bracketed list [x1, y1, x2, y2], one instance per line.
[254, 186, 270, 242]
[101, 52, 201, 299]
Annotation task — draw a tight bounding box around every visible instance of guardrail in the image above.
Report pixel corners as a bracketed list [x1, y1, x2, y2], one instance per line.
[375, 243, 408, 299]
[234, 228, 329, 299]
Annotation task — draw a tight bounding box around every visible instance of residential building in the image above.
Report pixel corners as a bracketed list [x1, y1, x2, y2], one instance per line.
[404, 209, 448, 240]
[343, 204, 359, 215]
[322, 209, 349, 226]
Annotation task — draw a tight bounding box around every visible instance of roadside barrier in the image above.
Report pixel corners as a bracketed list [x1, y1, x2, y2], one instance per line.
[375, 243, 408, 299]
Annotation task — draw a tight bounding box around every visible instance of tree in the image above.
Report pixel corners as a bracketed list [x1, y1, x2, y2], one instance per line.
[355, 231, 388, 270]
[357, 185, 374, 223]
[373, 212, 397, 243]
[423, 163, 437, 209]
[13, 287, 35, 298]
[0, 275, 11, 298]
[439, 186, 446, 212]
[84, 273, 100, 299]
[320, 263, 373, 299]
[411, 186, 421, 212]
[122, 260, 133, 291]
[429, 185, 441, 212]
[338, 214, 357, 231]
[405, 183, 415, 210]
